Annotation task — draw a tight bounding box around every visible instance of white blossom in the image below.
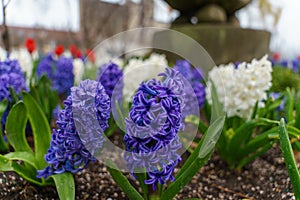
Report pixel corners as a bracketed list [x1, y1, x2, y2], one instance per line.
[72, 58, 84, 84]
[206, 55, 272, 119]
[123, 53, 168, 102]
[0, 47, 7, 60]
[10, 48, 33, 80]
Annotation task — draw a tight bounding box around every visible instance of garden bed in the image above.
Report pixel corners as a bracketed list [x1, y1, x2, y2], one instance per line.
[0, 143, 296, 200]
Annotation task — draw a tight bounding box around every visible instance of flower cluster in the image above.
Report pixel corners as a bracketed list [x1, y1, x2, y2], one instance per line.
[37, 80, 110, 178]
[270, 52, 300, 73]
[0, 59, 27, 102]
[97, 62, 123, 101]
[206, 56, 272, 119]
[173, 60, 206, 117]
[123, 53, 168, 102]
[10, 48, 34, 80]
[124, 68, 184, 190]
[72, 58, 85, 84]
[37, 54, 74, 94]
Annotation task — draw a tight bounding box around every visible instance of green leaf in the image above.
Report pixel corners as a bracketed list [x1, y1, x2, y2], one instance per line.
[295, 97, 300, 130]
[106, 159, 144, 200]
[4, 152, 38, 169]
[161, 150, 213, 200]
[237, 140, 276, 170]
[0, 128, 8, 152]
[0, 100, 8, 114]
[9, 87, 20, 104]
[185, 115, 208, 134]
[227, 118, 279, 158]
[0, 100, 9, 152]
[52, 173, 75, 200]
[279, 118, 300, 199]
[284, 88, 294, 123]
[198, 115, 225, 159]
[6, 102, 32, 152]
[0, 154, 13, 171]
[135, 171, 149, 200]
[37, 75, 59, 122]
[0, 154, 44, 186]
[209, 79, 224, 122]
[22, 92, 51, 169]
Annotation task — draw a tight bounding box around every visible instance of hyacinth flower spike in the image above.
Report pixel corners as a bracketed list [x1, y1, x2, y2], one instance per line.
[37, 79, 110, 178]
[0, 59, 28, 131]
[124, 68, 185, 190]
[37, 53, 74, 95]
[173, 60, 206, 118]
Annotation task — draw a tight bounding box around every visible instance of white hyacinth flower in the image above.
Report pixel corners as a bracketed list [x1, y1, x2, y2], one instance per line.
[206, 55, 272, 119]
[123, 53, 168, 102]
[0, 47, 7, 60]
[72, 58, 84, 85]
[10, 48, 33, 80]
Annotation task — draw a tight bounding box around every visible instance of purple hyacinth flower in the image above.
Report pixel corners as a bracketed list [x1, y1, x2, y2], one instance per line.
[97, 62, 123, 99]
[53, 57, 74, 95]
[37, 53, 56, 80]
[124, 68, 184, 190]
[173, 60, 206, 116]
[37, 80, 110, 179]
[292, 59, 299, 73]
[37, 54, 74, 95]
[0, 59, 28, 130]
[0, 59, 28, 102]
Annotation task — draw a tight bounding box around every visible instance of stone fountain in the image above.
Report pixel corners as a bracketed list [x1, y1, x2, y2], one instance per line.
[154, 0, 271, 65]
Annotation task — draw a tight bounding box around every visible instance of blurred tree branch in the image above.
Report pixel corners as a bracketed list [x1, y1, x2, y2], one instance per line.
[258, 0, 282, 27]
[2, 0, 11, 52]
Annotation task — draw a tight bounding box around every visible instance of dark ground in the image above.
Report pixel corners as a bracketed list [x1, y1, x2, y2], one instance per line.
[0, 142, 297, 200]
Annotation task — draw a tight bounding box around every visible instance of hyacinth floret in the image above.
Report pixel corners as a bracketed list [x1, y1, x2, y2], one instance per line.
[206, 55, 273, 119]
[37, 80, 110, 178]
[173, 60, 206, 117]
[37, 54, 74, 94]
[0, 59, 28, 131]
[124, 68, 184, 190]
[97, 61, 123, 100]
[0, 59, 28, 102]
[54, 57, 74, 94]
[37, 54, 56, 80]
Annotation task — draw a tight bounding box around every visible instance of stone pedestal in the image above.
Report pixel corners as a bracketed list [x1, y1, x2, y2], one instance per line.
[154, 25, 271, 65]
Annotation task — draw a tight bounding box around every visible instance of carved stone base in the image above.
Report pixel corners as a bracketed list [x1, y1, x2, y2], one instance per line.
[154, 25, 271, 65]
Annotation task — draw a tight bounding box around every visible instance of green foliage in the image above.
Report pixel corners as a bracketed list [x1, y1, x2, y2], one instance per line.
[0, 100, 9, 152]
[271, 66, 300, 92]
[279, 119, 300, 200]
[107, 160, 144, 200]
[5, 102, 32, 152]
[52, 173, 75, 200]
[194, 83, 300, 170]
[29, 75, 59, 123]
[107, 79, 225, 200]
[0, 94, 75, 200]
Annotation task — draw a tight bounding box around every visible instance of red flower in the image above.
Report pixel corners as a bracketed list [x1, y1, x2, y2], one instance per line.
[75, 50, 82, 58]
[25, 38, 36, 54]
[86, 49, 95, 63]
[69, 44, 78, 56]
[297, 55, 300, 61]
[55, 44, 64, 56]
[272, 52, 280, 62]
[69, 44, 82, 58]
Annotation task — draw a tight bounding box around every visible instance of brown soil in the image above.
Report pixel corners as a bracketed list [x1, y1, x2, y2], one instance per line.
[0, 143, 297, 200]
